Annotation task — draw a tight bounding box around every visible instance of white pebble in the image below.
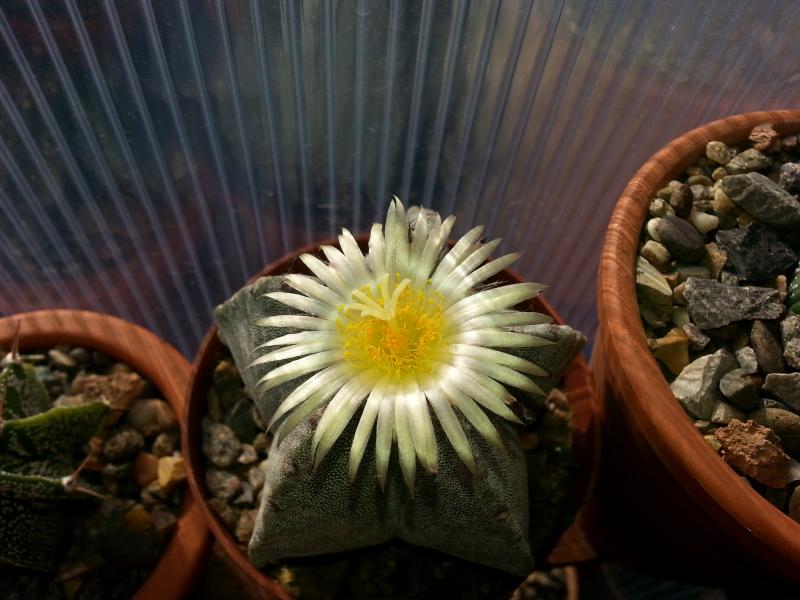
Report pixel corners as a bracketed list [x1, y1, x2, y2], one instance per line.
[688, 210, 719, 235]
[647, 218, 663, 242]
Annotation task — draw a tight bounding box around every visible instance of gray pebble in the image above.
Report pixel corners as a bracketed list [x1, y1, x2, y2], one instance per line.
[68, 347, 91, 365]
[725, 148, 772, 174]
[779, 163, 800, 194]
[103, 426, 145, 462]
[669, 184, 693, 218]
[763, 373, 800, 413]
[670, 349, 737, 420]
[202, 421, 243, 468]
[781, 315, 800, 369]
[706, 141, 733, 165]
[233, 481, 255, 507]
[205, 469, 241, 502]
[734, 346, 759, 374]
[749, 407, 800, 460]
[721, 173, 800, 230]
[683, 323, 711, 350]
[711, 400, 746, 425]
[719, 368, 761, 411]
[659, 215, 706, 263]
[716, 223, 797, 282]
[152, 432, 178, 458]
[684, 279, 783, 330]
[751, 320, 785, 374]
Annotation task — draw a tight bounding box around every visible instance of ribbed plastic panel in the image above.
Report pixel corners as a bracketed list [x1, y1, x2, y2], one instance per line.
[2, 0, 800, 356]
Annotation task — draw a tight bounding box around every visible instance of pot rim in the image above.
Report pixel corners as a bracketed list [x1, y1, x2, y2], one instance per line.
[596, 109, 800, 575]
[183, 237, 600, 597]
[0, 309, 209, 600]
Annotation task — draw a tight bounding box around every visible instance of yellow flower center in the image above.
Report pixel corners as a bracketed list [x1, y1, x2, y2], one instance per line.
[336, 274, 446, 378]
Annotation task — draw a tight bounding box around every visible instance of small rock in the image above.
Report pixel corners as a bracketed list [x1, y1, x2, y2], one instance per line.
[252, 432, 269, 455]
[706, 140, 733, 165]
[715, 419, 800, 488]
[688, 211, 719, 235]
[67, 347, 91, 365]
[720, 271, 741, 287]
[238, 444, 258, 465]
[695, 420, 714, 433]
[672, 307, 690, 327]
[676, 264, 711, 281]
[750, 408, 800, 460]
[702, 243, 727, 280]
[684, 279, 783, 330]
[704, 434, 722, 452]
[715, 223, 797, 281]
[158, 456, 186, 491]
[248, 464, 266, 491]
[133, 452, 159, 487]
[782, 135, 798, 151]
[150, 505, 177, 541]
[790, 487, 800, 524]
[773, 275, 788, 303]
[103, 426, 145, 462]
[670, 349, 737, 420]
[202, 421, 242, 468]
[236, 509, 257, 544]
[763, 373, 800, 413]
[779, 163, 800, 194]
[669, 184, 693, 218]
[649, 198, 674, 218]
[688, 174, 713, 187]
[205, 470, 241, 502]
[646, 218, 663, 242]
[749, 123, 779, 152]
[711, 186, 735, 216]
[725, 148, 772, 174]
[127, 399, 178, 436]
[683, 323, 710, 351]
[719, 368, 761, 411]
[751, 320, 785, 374]
[658, 215, 706, 263]
[152, 432, 178, 458]
[123, 504, 152, 533]
[721, 173, 800, 229]
[653, 328, 689, 375]
[110, 362, 133, 374]
[636, 257, 673, 327]
[640, 240, 671, 272]
[72, 372, 146, 411]
[102, 461, 132, 481]
[781, 315, 800, 369]
[233, 481, 255, 507]
[208, 498, 240, 530]
[734, 346, 759, 374]
[711, 166, 728, 181]
[49, 349, 77, 368]
[711, 400, 746, 425]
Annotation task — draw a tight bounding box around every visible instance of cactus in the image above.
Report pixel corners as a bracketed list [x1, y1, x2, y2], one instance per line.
[789, 263, 800, 314]
[0, 332, 109, 571]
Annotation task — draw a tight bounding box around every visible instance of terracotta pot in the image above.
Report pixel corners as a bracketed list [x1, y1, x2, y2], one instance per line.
[0, 309, 210, 599]
[183, 239, 601, 599]
[591, 110, 800, 587]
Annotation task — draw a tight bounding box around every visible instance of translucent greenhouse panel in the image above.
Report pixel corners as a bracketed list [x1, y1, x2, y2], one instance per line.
[1, 0, 800, 356]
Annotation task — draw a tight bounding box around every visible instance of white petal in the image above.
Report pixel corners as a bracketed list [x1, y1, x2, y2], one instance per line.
[421, 379, 475, 474]
[375, 381, 395, 490]
[275, 386, 337, 445]
[268, 364, 351, 429]
[263, 292, 331, 317]
[445, 363, 522, 422]
[414, 215, 456, 287]
[430, 225, 484, 287]
[285, 273, 345, 307]
[248, 340, 339, 368]
[450, 253, 521, 297]
[299, 253, 351, 298]
[454, 356, 544, 396]
[367, 223, 386, 276]
[384, 197, 410, 276]
[404, 380, 437, 474]
[435, 239, 500, 301]
[348, 383, 385, 481]
[321, 245, 361, 290]
[439, 379, 504, 452]
[312, 374, 373, 470]
[256, 315, 335, 330]
[339, 229, 371, 281]
[449, 344, 548, 376]
[254, 350, 342, 392]
[444, 283, 545, 325]
[453, 310, 552, 332]
[394, 388, 416, 494]
[446, 329, 554, 348]
[258, 331, 339, 348]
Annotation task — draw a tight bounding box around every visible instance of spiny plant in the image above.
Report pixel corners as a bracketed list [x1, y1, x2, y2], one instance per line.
[0, 324, 109, 571]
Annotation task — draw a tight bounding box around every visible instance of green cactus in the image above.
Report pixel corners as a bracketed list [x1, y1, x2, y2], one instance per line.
[0, 344, 109, 571]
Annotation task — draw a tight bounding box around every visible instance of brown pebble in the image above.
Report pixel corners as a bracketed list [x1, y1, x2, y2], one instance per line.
[158, 456, 187, 491]
[123, 504, 152, 532]
[133, 452, 159, 487]
[72, 372, 146, 411]
[715, 420, 800, 488]
[749, 123, 779, 152]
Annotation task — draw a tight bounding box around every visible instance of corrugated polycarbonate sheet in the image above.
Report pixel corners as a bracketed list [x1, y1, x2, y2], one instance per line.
[1, 0, 800, 356]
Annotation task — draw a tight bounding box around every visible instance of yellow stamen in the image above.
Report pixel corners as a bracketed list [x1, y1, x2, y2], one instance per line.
[337, 275, 445, 378]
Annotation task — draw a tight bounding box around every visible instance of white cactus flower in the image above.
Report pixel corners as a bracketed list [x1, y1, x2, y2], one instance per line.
[252, 198, 553, 492]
